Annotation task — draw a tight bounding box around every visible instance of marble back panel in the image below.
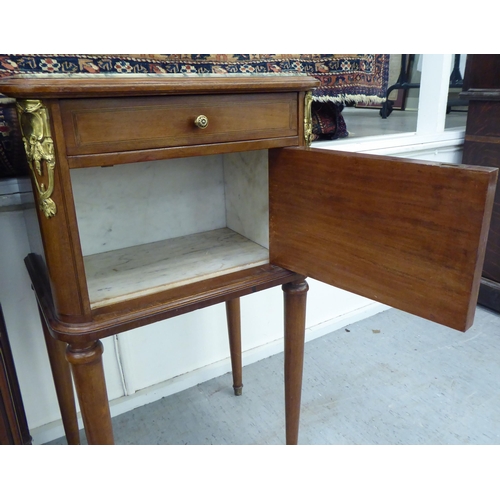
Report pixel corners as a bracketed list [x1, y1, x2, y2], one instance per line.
[71, 151, 270, 257]
[70, 155, 227, 256]
[223, 150, 269, 249]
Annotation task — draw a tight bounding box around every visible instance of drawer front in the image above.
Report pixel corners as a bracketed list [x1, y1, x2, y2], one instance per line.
[60, 93, 299, 156]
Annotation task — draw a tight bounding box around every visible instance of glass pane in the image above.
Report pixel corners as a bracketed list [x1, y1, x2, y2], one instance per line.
[320, 54, 468, 142]
[335, 54, 420, 140]
[445, 54, 468, 130]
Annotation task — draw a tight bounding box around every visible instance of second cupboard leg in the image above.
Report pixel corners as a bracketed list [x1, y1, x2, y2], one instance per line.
[226, 298, 243, 396]
[39, 308, 80, 445]
[282, 279, 308, 445]
[66, 340, 114, 445]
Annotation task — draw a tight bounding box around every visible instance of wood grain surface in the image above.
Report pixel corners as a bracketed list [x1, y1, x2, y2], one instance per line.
[60, 93, 298, 156]
[270, 147, 498, 331]
[0, 75, 319, 99]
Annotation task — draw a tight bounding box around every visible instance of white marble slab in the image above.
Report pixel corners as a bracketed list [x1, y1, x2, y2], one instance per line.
[71, 156, 227, 256]
[13, 72, 305, 79]
[223, 150, 269, 248]
[84, 227, 269, 309]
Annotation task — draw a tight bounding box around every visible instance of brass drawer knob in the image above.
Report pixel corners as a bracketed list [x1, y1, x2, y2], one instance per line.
[194, 115, 209, 129]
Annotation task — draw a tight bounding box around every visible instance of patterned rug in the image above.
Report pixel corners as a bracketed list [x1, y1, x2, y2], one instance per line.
[0, 54, 389, 177]
[0, 54, 390, 103]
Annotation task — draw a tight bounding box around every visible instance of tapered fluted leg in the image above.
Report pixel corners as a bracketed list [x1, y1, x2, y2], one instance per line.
[66, 340, 114, 445]
[39, 308, 80, 445]
[282, 279, 308, 445]
[226, 298, 243, 396]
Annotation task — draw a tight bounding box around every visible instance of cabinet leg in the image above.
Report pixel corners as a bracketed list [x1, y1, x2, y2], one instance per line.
[66, 340, 114, 445]
[226, 298, 243, 396]
[39, 308, 80, 445]
[282, 279, 308, 445]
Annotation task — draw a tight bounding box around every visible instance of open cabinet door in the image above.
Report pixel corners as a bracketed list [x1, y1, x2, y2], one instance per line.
[269, 147, 497, 332]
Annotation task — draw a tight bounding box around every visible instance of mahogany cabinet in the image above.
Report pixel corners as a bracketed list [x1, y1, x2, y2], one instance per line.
[0, 304, 31, 445]
[0, 74, 496, 445]
[461, 54, 500, 312]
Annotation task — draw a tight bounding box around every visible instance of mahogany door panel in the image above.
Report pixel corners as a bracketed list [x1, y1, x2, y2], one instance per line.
[269, 148, 497, 331]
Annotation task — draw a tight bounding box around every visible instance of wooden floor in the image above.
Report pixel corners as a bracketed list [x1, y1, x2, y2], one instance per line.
[48, 304, 500, 445]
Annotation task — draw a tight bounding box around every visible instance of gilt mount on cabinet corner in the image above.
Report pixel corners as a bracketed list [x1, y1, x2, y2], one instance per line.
[16, 99, 57, 219]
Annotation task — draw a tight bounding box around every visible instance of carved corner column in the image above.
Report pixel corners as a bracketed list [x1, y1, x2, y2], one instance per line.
[66, 341, 114, 445]
[16, 99, 91, 323]
[282, 279, 308, 445]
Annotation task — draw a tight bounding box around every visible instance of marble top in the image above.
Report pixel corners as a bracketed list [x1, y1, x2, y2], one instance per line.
[84, 227, 269, 309]
[4, 72, 306, 79]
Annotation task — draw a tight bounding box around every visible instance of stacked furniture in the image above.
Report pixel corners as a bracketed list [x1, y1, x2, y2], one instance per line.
[461, 54, 500, 312]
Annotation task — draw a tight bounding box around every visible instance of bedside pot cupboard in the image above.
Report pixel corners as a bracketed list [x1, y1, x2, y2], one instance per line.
[0, 74, 496, 445]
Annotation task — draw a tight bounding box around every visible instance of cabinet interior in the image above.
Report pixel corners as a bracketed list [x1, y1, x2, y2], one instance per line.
[70, 150, 270, 308]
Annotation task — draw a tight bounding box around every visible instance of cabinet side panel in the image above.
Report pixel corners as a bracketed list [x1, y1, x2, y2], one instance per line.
[269, 148, 497, 332]
[22, 198, 46, 266]
[223, 150, 269, 249]
[35, 101, 91, 322]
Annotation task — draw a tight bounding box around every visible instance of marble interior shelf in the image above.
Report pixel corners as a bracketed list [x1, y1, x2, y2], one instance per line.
[84, 227, 269, 309]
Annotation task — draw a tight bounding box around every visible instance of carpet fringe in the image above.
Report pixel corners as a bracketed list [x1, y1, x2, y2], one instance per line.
[314, 94, 387, 105]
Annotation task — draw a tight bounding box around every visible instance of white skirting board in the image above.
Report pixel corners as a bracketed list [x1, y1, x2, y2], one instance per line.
[29, 301, 390, 444]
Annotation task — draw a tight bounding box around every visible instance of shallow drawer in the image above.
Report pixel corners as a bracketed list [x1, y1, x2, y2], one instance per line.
[60, 93, 299, 156]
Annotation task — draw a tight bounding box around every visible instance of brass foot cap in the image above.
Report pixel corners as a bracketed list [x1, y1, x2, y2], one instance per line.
[233, 386, 243, 396]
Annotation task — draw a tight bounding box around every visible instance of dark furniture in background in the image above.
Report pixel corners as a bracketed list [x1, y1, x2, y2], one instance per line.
[0, 96, 29, 178]
[461, 54, 500, 312]
[0, 304, 31, 444]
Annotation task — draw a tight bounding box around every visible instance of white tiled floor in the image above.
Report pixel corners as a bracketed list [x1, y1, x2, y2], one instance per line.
[48, 305, 500, 445]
